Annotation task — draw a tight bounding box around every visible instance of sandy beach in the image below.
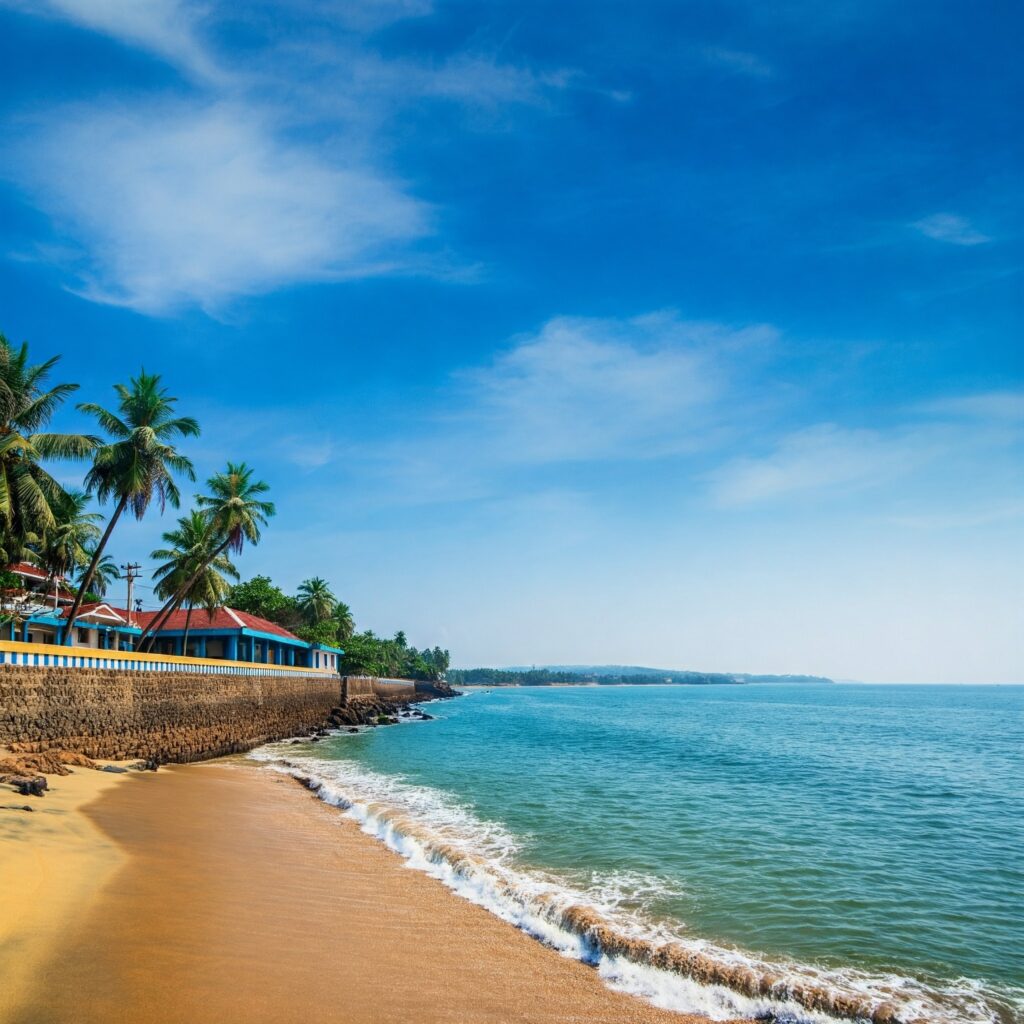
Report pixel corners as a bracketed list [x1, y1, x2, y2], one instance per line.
[1, 761, 732, 1024]
[0, 764, 128, 1020]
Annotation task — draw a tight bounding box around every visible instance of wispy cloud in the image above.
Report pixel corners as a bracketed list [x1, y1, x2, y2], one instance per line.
[912, 213, 991, 246]
[317, 0, 434, 32]
[708, 424, 931, 506]
[709, 389, 1023, 507]
[349, 52, 578, 111]
[452, 312, 777, 464]
[919, 390, 1024, 422]
[2, 0, 580, 313]
[3, 0, 221, 82]
[15, 101, 430, 313]
[342, 311, 780, 507]
[703, 46, 774, 78]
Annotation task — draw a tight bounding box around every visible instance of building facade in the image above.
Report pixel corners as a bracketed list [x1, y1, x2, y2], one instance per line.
[0, 566, 342, 670]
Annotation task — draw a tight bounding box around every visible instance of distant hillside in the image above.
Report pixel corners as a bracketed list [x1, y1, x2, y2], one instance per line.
[448, 665, 834, 687]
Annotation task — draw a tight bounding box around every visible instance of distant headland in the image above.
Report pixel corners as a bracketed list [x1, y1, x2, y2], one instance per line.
[447, 665, 835, 686]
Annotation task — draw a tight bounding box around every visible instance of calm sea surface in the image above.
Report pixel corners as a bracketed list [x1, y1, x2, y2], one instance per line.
[254, 684, 1024, 1023]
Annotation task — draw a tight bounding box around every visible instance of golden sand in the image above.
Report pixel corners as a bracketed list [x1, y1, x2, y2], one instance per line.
[2, 761, 742, 1024]
[0, 765, 128, 1020]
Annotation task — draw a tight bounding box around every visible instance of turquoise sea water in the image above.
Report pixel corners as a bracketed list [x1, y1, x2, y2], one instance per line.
[253, 684, 1024, 1023]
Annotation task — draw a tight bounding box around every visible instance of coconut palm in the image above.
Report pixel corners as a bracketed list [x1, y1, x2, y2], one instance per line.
[297, 577, 335, 624]
[35, 490, 102, 609]
[151, 510, 238, 652]
[138, 463, 273, 649]
[0, 334, 98, 563]
[334, 601, 354, 642]
[64, 371, 199, 639]
[74, 548, 120, 599]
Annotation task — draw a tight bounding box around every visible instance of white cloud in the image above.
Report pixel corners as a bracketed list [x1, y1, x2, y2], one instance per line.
[453, 313, 776, 463]
[709, 390, 1024, 508]
[3, 0, 581, 312]
[912, 213, 991, 246]
[347, 311, 780, 508]
[709, 424, 926, 506]
[15, 101, 431, 313]
[4, 0, 220, 81]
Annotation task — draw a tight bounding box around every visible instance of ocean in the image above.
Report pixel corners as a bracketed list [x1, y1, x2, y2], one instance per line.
[251, 683, 1023, 1024]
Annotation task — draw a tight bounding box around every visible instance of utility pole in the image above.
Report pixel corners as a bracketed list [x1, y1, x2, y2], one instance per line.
[121, 563, 141, 626]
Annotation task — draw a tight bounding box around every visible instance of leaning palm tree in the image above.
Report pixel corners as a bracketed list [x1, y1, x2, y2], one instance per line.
[63, 371, 199, 639]
[74, 547, 120, 598]
[297, 576, 335, 624]
[151, 510, 238, 652]
[138, 463, 273, 650]
[35, 490, 101, 609]
[0, 333, 98, 563]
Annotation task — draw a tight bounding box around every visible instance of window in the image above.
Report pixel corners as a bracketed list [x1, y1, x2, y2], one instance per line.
[26, 632, 34, 644]
[78, 628, 90, 644]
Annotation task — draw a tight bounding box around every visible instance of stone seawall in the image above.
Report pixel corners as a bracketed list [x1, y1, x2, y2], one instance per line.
[0, 665, 341, 763]
[342, 675, 419, 701]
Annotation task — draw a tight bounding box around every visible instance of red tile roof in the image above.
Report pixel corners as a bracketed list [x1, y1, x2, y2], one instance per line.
[132, 606, 302, 641]
[68, 602, 129, 624]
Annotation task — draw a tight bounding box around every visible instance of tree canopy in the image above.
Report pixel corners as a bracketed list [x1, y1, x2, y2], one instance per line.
[225, 574, 450, 679]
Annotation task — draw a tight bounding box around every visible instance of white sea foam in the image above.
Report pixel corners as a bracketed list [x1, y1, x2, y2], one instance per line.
[248, 742, 1013, 1024]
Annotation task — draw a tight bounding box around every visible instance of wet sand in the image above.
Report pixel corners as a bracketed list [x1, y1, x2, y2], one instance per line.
[5, 761, 737, 1024]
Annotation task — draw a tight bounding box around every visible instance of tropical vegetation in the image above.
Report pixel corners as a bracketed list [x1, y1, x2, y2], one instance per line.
[150, 510, 239, 650]
[0, 328, 450, 679]
[64, 370, 199, 637]
[0, 334, 97, 564]
[225, 574, 447, 679]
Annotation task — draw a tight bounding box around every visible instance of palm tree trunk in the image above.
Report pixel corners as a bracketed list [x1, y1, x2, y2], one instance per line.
[138, 536, 232, 650]
[63, 493, 128, 642]
[182, 603, 193, 655]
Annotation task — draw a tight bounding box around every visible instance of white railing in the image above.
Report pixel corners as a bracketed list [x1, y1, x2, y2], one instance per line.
[0, 638, 338, 680]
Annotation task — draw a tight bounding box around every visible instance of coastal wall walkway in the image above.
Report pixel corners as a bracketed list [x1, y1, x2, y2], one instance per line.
[0, 638, 336, 679]
[0, 638, 342, 763]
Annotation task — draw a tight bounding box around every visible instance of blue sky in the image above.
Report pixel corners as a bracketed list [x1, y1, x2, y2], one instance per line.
[0, 0, 1021, 681]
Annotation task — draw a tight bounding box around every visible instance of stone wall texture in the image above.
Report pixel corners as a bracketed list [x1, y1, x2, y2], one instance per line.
[342, 675, 419, 701]
[0, 665, 341, 762]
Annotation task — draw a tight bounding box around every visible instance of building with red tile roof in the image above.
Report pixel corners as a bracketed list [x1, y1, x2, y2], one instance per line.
[2, 562, 342, 671]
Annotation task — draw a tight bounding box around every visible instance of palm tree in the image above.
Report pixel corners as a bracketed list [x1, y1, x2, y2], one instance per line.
[35, 490, 101, 609]
[74, 547, 120, 599]
[64, 371, 199, 639]
[0, 334, 98, 563]
[334, 601, 354, 642]
[297, 577, 335, 624]
[151, 510, 238, 653]
[138, 463, 273, 650]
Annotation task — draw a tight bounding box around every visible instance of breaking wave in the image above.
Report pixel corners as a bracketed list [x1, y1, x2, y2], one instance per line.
[249, 743, 1019, 1024]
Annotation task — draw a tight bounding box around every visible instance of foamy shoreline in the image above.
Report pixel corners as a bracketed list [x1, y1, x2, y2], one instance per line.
[256, 749, 928, 1024]
[1, 759, 734, 1024]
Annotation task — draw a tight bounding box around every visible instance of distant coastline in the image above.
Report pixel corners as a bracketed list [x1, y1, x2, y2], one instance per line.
[447, 665, 835, 687]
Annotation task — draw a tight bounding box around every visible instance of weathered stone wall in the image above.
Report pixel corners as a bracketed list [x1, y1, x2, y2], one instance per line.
[0, 665, 341, 763]
[342, 675, 419, 701]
